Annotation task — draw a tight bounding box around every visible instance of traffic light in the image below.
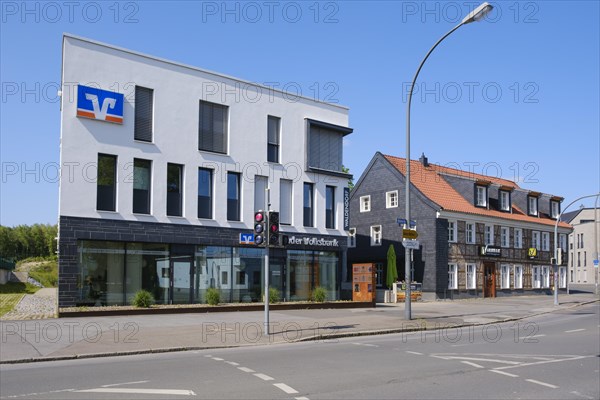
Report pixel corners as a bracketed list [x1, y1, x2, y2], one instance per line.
[254, 211, 267, 247]
[269, 211, 280, 246]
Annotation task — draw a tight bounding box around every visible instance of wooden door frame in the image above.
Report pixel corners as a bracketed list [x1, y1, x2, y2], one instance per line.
[484, 262, 496, 298]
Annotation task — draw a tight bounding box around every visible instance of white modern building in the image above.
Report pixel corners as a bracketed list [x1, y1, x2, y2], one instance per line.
[563, 208, 599, 285]
[58, 34, 352, 307]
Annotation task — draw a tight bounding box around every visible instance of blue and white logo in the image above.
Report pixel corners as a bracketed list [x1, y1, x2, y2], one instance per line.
[77, 85, 124, 124]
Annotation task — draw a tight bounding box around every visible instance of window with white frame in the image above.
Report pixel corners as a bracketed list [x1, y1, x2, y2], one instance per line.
[360, 195, 371, 212]
[559, 234, 567, 252]
[501, 227, 510, 248]
[485, 225, 494, 245]
[514, 228, 523, 249]
[514, 265, 523, 289]
[448, 264, 458, 289]
[559, 267, 567, 288]
[476, 185, 488, 207]
[500, 190, 511, 211]
[466, 222, 476, 244]
[550, 200, 560, 219]
[528, 195, 538, 216]
[348, 228, 356, 248]
[466, 263, 476, 289]
[386, 191, 398, 208]
[542, 266, 550, 288]
[370, 225, 382, 246]
[448, 220, 457, 243]
[541, 232, 550, 251]
[532, 231, 540, 250]
[500, 264, 510, 289]
[532, 266, 541, 288]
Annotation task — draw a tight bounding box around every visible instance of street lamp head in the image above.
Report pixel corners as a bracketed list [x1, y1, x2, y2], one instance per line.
[462, 2, 494, 24]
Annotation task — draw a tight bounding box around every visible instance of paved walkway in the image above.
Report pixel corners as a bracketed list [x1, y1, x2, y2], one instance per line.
[1, 288, 57, 320]
[1, 291, 597, 364]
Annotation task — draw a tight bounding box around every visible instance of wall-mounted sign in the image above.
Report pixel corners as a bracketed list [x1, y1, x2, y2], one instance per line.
[528, 248, 538, 259]
[480, 245, 501, 257]
[239, 233, 255, 245]
[77, 84, 124, 124]
[286, 235, 339, 247]
[343, 187, 350, 231]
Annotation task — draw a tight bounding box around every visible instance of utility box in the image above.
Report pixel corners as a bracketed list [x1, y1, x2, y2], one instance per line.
[352, 263, 376, 303]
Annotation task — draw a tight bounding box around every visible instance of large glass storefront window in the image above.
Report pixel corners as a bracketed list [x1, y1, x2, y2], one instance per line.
[194, 246, 264, 303]
[78, 241, 125, 306]
[125, 243, 169, 304]
[287, 250, 312, 301]
[316, 251, 339, 300]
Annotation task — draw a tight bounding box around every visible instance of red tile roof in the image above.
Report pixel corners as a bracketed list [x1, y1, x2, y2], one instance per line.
[383, 154, 570, 229]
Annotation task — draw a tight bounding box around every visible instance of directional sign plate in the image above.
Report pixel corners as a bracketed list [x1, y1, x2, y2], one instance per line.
[402, 239, 420, 249]
[402, 229, 418, 240]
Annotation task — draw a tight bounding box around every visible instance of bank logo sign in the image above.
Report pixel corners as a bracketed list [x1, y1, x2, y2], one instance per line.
[77, 85, 124, 124]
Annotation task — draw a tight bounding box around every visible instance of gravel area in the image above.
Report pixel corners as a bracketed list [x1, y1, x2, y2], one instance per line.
[1, 289, 57, 320]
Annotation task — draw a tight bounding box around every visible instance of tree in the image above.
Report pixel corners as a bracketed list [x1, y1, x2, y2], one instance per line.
[342, 165, 354, 190]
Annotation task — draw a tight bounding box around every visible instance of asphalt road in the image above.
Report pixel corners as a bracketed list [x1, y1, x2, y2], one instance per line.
[1, 303, 598, 400]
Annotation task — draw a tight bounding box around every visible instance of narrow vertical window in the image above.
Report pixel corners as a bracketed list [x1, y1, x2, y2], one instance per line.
[370, 225, 382, 246]
[348, 228, 356, 248]
[532, 231, 540, 250]
[167, 163, 183, 216]
[227, 172, 241, 221]
[528, 195, 538, 216]
[476, 185, 487, 207]
[485, 225, 494, 245]
[254, 176, 268, 214]
[386, 191, 398, 208]
[533, 266, 541, 288]
[448, 221, 457, 243]
[501, 227, 510, 248]
[541, 232, 550, 251]
[303, 183, 314, 227]
[326, 186, 336, 229]
[466, 223, 476, 244]
[551, 200, 560, 219]
[267, 116, 280, 163]
[514, 228, 523, 249]
[199, 100, 228, 154]
[280, 179, 293, 225]
[514, 265, 523, 289]
[134, 86, 153, 142]
[133, 158, 151, 214]
[197, 168, 213, 219]
[448, 264, 457, 289]
[360, 195, 371, 212]
[97, 154, 117, 211]
[500, 191, 510, 211]
[466, 263, 476, 289]
[501, 264, 510, 289]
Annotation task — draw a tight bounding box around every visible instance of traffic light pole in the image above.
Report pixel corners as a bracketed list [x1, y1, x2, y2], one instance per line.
[264, 188, 271, 336]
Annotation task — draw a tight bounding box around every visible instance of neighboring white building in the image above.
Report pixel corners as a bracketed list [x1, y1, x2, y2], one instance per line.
[563, 208, 599, 284]
[58, 34, 352, 307]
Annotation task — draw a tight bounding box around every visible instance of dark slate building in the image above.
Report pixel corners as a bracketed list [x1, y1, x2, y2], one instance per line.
[347, 152, 572, 301]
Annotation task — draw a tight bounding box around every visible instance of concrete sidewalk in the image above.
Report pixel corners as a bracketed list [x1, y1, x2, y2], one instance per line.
[1, 292, 598, 364]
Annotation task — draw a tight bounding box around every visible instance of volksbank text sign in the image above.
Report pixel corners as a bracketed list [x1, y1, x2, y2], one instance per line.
[287, 236, 339, 248]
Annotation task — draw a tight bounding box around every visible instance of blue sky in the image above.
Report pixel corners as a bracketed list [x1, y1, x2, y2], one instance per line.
[1, 0, 599, 226]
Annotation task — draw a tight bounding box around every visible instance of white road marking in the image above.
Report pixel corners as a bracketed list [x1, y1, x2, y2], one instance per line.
[529, 334, 546, 338]
[211, 357, 224, 361]
[431, 355, 521, 365]
[565, 329, 586, 333]
[295, 397, 310, 400]
[76, 388, 196, 396]
[101, 380, 149, 387]
[461, 361, 484, 368]
[571, 390, 594, 399]
[363, 344, 379, 347]
[489, 370, 519, 378]
[525, 379, 558, 389]
[238, 367, 255, 373]
[273, 383, 299, 394]
[1, 389, 75, 399]
[254, 373, 274, 381]
[226, 361, 240, 366]
[495, 355, 591, 370]
[406, 351, 423, 355]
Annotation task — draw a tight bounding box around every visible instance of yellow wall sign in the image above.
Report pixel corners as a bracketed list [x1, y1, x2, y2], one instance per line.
[402, 229, 418, 240]
[528, 248, 538, 259]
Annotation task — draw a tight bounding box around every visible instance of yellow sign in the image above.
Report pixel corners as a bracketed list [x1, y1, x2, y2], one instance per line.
[528, 248, 538, 258]
[402, 229, 418, 240]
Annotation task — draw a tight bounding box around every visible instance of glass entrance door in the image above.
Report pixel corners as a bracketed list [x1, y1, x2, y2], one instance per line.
[170, 256, 193, 304]
[270, 256, 285, 300]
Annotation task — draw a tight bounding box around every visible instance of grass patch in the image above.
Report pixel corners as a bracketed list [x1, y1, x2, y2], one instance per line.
[0, 293, 25, 317]
[28, 261, 58, 287]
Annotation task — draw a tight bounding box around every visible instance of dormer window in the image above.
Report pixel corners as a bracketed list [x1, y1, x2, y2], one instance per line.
[499, 190, 511, 212]
[475, 184, 488, 208]
[527, 194, 539, 216]
[550, 198, 561, 219]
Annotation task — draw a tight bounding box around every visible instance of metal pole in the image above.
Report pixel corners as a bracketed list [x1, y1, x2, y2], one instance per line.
[264, 188, 271, 336]
[595, 195, 599, 295]
[405, 22, 465, 321]
[554, 193, 600, 305]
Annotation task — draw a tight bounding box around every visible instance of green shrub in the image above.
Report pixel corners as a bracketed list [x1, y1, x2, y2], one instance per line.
[131, 290, 154, 308]
[28, 261, 58, 287]
[268, 287, 280, 303]
[206, 287, 220, 305]
[312, 286, 327, 303]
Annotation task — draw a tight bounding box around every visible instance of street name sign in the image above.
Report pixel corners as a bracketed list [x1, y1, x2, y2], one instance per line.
[402, 239, 420, 249]
[402, 229, 418, 240]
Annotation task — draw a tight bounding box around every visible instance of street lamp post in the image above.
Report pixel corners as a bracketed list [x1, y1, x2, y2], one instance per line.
[553, 193, 600, 305]
[404, 2, 494, 320]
